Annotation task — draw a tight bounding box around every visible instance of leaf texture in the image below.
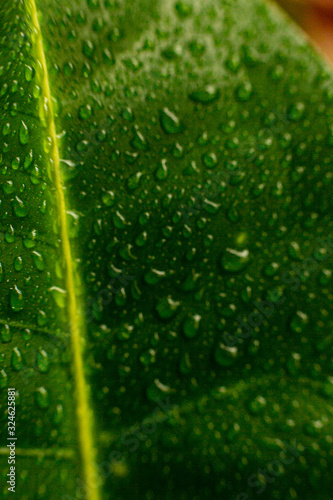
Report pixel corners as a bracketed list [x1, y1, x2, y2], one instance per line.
[0, 0, 332, 499]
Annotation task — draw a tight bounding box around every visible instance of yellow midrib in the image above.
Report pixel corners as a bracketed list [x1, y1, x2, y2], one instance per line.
[29, 2, 100, 499]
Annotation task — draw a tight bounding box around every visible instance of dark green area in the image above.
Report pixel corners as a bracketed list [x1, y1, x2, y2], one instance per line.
[0, 0, 332, 499]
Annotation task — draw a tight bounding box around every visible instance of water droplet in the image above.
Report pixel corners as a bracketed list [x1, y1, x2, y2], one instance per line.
[102, 191, 115, 207]
[113, 211, 127, 229]
[214, 343, 238, 367]
[5, 225, 15, 243]
[202, 152, 218, 169]
[19, 121, 29, 145]
[1, 324, 12, 343]
[221, 248, 250, 273]
[14, 256, 23, 271]
[156, 296, 180, 319]
[49, 287, 67, 308]
[236, 81, 253, 101]
[290, 311, 309, 333]
[36, 348, 49, 373]
[189, 85, 220, 104]
[24, 64, 35, 82]
[82, 39, 95, 59]
[131, 130, 148, 150]
[32, 251, 45, 271]
[11, 348, 23, 371]
[160, 108, 182, 134]
[53, 404, 64, 425]
[249, 395, 266, 414]
[79, 104, 93, 119]
[288, 102, 305, 121]
[145, 269, 166, 285]
[10, 285, 24, 312]
[13, 196, 28, 217]
[179, 352, 192, 374]
[155, 159, 168, 180]
[35, 387, 49, 408]
[0, 369, 8, 388]
[288, 241, 302, 260]
[183, 314, 201, 338]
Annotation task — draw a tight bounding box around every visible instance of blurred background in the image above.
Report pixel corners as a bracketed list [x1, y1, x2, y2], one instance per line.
[275, 0, 333, 64]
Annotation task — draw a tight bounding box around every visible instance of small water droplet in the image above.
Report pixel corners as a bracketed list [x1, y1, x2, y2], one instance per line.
[221, 248, 250, 273]
[160, 108, 182, 134]
[249, 395, 266, 414]
[290, 311, 309, 333]
[32, 251, 45, 271]
[49, 287, 67, 308]
[0, 369, 8, 388]
[1, 324, 12, 343]
[156, 296, 180, 319]
[13, 196, 29, 218]
[214, 343, 238, 367]
[11, 347, 23, 370]
[183, 314, 201, 338]
[35, 387, 49, 408]
[10, 285, 24, 312]
[19, 121, 29, 145]
[36, 348, 49, 373]
[189, 85, 220, 104]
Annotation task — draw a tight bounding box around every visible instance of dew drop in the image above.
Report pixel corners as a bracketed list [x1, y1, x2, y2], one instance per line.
[53, 404, 64, 425]
[19, 121, 29, 145]
[102, 191, 115, 207]
[49, 287, 67, 308]
[221, 248, 250, 273]
[183, 314, 201, 338]
[36, 348, 49, 373]
[145, 269, 166, 285]
[179, 352, 192, 374]
[290, 311, 309, 333]
[160, 108, 182, 134]
[214, 343, 238, 367]
[155, 159, 168, 180]
[14, 256, 23, 271]
[10, 285, 24, 312]
[156, 296, 180, 319]
[35, 387, 49, 408]
[0, 369, 8, 388]
[189, 85, 220, 104]
[13, 196, 28, 218]
[32, 251, 45, 271]
[1, 324, 12, 343]
[249, 395, 266, 414]
[11, 347, 23, 371]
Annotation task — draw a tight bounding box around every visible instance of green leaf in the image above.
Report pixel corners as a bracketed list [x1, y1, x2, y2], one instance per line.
[0, 0, 332, 499]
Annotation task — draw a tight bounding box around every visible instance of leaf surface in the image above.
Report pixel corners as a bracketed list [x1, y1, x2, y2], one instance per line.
[0, 0, 332, 499]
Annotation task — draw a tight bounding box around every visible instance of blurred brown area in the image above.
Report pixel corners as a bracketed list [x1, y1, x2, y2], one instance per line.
[274, 0, 333, 65]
